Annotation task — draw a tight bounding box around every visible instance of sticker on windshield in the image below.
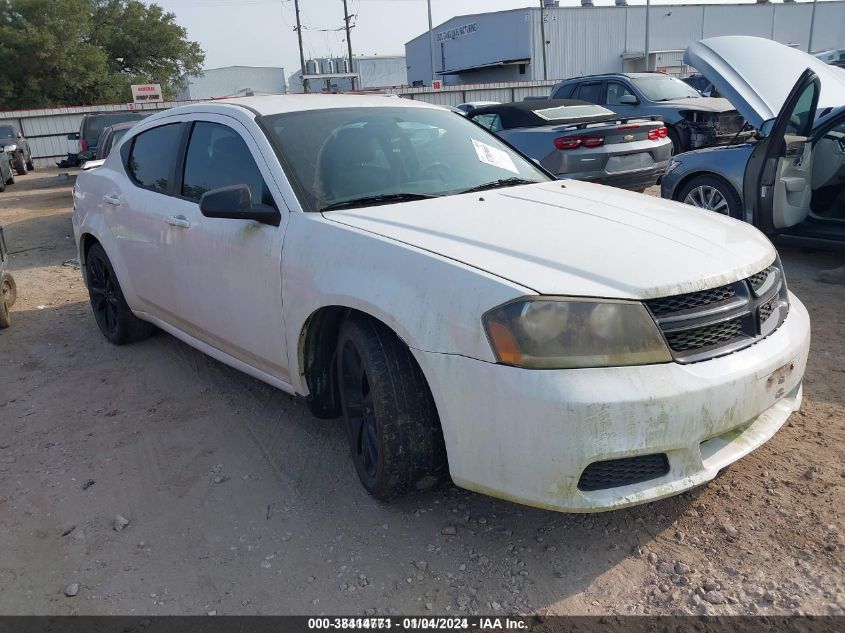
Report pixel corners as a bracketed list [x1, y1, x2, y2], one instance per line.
[471, 139, 519, 174]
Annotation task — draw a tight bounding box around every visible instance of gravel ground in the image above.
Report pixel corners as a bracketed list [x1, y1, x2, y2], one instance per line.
[0, 171, 842, 616]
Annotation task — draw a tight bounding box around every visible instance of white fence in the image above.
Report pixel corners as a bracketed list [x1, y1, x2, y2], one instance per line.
[0, 80, 559, 168]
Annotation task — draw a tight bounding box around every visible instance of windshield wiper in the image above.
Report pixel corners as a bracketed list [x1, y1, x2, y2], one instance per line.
[320, 192, 441, 212]
[456, 178, 538, 195]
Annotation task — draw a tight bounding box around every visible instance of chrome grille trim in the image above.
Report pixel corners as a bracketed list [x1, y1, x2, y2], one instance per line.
[645, 261, 789, 363]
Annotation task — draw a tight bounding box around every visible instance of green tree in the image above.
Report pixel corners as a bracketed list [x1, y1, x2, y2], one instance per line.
[0, 0, 204, 109]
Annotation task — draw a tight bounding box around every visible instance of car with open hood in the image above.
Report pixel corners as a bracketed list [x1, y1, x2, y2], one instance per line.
[467, 100, 672, 192]
[550, 72, 749, 154]
[662, 36, 845, 249]
[72, 94, 810, 512]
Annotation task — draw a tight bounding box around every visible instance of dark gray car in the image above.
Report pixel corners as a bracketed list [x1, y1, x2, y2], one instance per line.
[551, 72, 749, 154]
[468, 100, 672, 192]
[0, 122, 34, 175]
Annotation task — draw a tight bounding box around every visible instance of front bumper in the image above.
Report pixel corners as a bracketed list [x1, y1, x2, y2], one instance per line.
[414, 293, 810, 512]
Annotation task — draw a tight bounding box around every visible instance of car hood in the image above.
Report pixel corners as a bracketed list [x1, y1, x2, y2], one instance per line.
[686, 36, 845, 130]
[653, 96, 735, 113]
[324, 181, 776, 299]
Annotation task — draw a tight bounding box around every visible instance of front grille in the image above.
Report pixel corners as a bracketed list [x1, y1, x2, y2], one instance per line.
[664, 317, 745, 353]
[578, 454, 670, 491]
[760, 298, 776, 323]
[647, 285, 736, 317]
[749, 266, 774, 293]
[645, 261, 788, 363]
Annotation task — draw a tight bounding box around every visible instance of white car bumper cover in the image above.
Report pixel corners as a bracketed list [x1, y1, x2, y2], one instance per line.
[415, 293, 810, 512]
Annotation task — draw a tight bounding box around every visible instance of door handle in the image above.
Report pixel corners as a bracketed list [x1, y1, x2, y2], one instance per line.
[103, 194, 122, 206]
[166, 215, 191, 229]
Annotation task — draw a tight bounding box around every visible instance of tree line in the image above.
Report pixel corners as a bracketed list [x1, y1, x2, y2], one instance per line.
[0, 0, 204, 110]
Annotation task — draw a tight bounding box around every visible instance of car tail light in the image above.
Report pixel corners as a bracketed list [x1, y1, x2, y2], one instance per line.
[648, 127, 668, 141]
[80, 138, 89, 151]
[555, 136, 581, 150]
[581, 136, 604, 148]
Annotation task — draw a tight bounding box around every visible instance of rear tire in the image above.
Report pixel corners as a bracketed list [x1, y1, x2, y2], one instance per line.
[336, 315, 447, 501]
[85, 243, 154, 345]
[677, 175, 742, 219]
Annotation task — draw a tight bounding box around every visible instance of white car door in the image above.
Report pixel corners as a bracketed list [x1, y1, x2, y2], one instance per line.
[161, 116, 291, 383]
[105, 121, 187, 316]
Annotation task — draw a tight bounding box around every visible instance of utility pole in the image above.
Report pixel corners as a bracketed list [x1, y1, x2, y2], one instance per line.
[343, 0, 356, 90]
[808, 0, 818, 53]
[539, 0, 547, 81]
[644, 0, 651, 71]
[294, 0, 308, 93]
[427, 0, 437, 86]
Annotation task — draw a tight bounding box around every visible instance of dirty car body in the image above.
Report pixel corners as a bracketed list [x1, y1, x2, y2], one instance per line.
[468, 100, 672, 191]
[72, 95, 810, 512]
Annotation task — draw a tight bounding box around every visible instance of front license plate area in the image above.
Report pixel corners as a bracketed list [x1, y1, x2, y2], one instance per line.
[762, 357, 799, 401]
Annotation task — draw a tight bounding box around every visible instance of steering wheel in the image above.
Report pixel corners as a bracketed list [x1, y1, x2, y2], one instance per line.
[420, 161, 452, 184]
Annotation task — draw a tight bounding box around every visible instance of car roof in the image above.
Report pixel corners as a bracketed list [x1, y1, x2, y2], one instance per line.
[468, 99, 615, 128]
[207, 94, 441, 116]
[559, 72, 665, 83]
[103, 121, 140, 133]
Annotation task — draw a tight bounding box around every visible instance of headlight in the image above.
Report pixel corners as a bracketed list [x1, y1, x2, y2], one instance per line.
[4, 144, 17, 152]
[483, 297, 672, 369]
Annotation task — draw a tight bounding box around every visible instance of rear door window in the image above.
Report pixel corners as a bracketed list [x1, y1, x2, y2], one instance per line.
[575, 82, 603, 104]
[126, 123, 185, 194]
[181, 121, 274, 208]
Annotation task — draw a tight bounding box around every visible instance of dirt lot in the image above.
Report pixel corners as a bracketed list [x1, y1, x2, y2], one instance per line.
[0, 169, 843, 616]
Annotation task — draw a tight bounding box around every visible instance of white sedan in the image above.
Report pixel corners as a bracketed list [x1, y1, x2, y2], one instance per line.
[72, 94, 810, 512]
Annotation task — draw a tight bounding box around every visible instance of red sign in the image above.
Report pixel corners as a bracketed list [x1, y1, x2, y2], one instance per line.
[432, 80, 442, 90]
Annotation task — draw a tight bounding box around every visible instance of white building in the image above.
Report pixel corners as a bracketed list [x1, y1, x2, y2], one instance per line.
[177, 66, 286, 100]
[405, 1, 845, 86]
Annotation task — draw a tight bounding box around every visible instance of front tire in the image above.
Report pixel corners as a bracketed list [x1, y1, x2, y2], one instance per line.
[14, 152, 27, 175]
[1, 272, 16, 308]
[85, 243, 153, 345]
[677, 175, 742, 219]
[0, 299, 10, 329]
[336, 315, 447, 501]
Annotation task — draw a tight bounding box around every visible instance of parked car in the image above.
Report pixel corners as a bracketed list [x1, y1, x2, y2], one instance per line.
[456, 101, 499, 114]
[68, 112, 146, 163]
[0, 226, 16, 328]
[467, 100, 672, 191]
[682, 74, 721, 98]
[73, 94, 810, 512]
[0, 122, 34, 175]
[0, 149, 15, 192]
[551, 72, 749, 154]
[81, 121, 141, 171]
[662, 36, 845, 249]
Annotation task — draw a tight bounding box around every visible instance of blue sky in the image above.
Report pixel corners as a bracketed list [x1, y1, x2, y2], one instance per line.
[152, 0, 828, 77]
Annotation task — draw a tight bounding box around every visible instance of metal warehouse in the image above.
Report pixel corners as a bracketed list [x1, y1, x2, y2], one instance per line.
[405, 1, 845, 86]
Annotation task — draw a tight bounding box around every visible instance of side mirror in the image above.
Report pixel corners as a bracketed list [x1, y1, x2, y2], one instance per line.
[619, 95, 639, 105]
[17, 133, 23, 139]
[199, 184, 280, 226]
[67, 133, 80, 140]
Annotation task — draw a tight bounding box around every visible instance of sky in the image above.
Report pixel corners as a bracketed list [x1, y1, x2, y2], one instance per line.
[151, 0, 829, 78]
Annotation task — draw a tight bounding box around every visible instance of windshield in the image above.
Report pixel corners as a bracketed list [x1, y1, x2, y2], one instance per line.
[259, 106, 551, 211]
[632, 75, 702, 101]
[0, 125, 15, 140]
